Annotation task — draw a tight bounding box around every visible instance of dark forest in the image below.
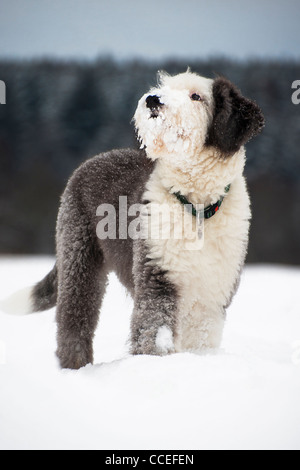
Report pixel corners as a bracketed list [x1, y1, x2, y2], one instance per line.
[0, 57, 299, 264]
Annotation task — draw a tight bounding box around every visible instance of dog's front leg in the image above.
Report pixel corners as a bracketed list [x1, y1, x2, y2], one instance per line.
[130, 243, 178, 356]
[130, 291, 178, 356]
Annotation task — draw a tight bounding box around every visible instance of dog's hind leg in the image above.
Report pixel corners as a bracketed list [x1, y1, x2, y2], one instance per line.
[55, 207, 108, 370]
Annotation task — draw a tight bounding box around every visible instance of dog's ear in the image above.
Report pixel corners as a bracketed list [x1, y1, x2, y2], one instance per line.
[206, 77, 265, 156]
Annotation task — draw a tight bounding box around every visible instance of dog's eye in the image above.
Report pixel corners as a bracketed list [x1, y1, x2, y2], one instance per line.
[191, 93, 202, 101]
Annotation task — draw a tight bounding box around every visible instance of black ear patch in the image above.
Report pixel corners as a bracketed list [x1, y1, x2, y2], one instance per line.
[206, 77, 265, 156]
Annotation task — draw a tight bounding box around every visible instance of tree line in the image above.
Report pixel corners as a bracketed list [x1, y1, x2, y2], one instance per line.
[0, 57, 299, 263]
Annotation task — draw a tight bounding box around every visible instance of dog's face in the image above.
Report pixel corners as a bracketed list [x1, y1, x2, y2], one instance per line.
[134, 71, 264, 165]
[134, 72, 214, 161]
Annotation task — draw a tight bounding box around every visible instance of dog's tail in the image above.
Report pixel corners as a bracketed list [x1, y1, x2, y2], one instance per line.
[0, 264, 58, 315]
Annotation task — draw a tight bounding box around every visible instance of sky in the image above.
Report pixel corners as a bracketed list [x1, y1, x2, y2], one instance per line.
[0, 0, 299, 61]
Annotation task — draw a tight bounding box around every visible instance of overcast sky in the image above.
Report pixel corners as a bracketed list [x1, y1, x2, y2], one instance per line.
[0, 0, 299, 61]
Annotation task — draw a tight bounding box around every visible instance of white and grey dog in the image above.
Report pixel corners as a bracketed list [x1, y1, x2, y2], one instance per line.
[7, 70, 264, 369]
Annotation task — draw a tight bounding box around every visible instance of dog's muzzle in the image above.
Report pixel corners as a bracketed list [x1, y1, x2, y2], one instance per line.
[146, 95, 164, 118]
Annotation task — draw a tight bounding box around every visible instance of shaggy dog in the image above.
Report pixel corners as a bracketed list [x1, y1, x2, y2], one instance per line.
[9, 71, 264, 369]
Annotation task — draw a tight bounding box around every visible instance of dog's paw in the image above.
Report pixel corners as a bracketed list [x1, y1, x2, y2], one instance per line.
[56, 340, 93, 370]
[131, 325, 175, 356]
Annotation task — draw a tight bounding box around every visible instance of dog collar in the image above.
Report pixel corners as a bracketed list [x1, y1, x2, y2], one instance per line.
[172, 184, 231, 219]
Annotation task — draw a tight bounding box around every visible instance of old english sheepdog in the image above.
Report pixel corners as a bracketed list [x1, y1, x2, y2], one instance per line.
[5, 70, 264, 369]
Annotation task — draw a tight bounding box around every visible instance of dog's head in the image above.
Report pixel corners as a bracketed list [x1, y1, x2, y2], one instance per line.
[134, 70, 264, 164]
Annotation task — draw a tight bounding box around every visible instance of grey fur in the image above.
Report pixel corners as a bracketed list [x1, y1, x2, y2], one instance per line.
[32, 264, 57, 312]
[44, 148, 175, 368]
[131, 240, 178, 355]
[31, 75, 264, 369]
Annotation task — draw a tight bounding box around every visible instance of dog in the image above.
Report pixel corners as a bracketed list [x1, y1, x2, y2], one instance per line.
[5, 70, 264, 369]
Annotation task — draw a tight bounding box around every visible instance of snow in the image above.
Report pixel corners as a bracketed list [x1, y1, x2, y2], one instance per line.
[0, 257, 299, 450]
[155, 326, 174, 354]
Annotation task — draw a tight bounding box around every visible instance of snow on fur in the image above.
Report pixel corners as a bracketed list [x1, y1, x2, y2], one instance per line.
[134, 73, 213, 164]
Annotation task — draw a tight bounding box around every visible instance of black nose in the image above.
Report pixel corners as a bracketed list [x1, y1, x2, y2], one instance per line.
[146, 95, 162, 109]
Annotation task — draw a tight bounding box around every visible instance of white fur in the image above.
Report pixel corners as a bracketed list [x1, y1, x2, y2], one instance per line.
[135, 71, 251, 353]
[155, 326, 175, 354]
[0, 286, 34, 315]
[134, 71, 214, 164]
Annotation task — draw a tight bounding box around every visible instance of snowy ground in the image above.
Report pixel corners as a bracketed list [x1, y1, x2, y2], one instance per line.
[0, 257, 299, 450]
